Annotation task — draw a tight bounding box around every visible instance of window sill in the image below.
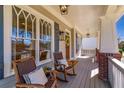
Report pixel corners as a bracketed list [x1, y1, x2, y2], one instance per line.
[36, 59, 53, 66]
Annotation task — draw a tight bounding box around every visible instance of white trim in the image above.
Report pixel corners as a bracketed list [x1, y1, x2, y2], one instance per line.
[112, 18, 119, 53]
[16, 5, 53, 24]
[74, 25, 83, 35]
[35, 16, 40, 64]
[36, 59, 53, 66]
[74, 28, 76, 58]
[74, 27, 83, 58]
[4, 5, 13, 78]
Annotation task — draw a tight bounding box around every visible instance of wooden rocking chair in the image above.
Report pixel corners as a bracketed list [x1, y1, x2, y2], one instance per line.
[13, 57, 57, 88]
[53, 52, 78, 82]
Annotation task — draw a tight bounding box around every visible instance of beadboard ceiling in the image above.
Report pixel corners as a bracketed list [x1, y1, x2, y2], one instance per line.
[46, 5, 108, 33]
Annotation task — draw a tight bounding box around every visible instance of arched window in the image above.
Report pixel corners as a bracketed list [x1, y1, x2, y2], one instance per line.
[12, 6, 36, 61]
[39, 19, 52, 61]
[12, 5, 53, 64]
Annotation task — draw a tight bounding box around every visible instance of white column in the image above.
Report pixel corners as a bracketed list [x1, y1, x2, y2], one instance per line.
[4, 6, 14, 77]
[100, 16, 118, 53]
[97, 30, 100, 49]
[74, 27, 76, 58]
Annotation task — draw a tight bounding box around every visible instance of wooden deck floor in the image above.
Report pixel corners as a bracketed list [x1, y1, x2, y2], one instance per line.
[57, 57, 110, 88]
[0, 75, 15, 88]
[0, 57, 110, 88]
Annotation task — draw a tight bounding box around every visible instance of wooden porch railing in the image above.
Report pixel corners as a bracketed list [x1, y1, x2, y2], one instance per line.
[81, 49, 96, 56]
[108, 57, 124, 88]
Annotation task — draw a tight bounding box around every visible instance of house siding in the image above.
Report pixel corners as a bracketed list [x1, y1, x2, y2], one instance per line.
[71, 29, 74, 57]
[0, 5, 4, 79]
[54, 22, 60, 52]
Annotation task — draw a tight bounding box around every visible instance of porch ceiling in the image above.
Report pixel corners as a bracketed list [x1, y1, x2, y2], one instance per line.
[45, 5, 108, 33]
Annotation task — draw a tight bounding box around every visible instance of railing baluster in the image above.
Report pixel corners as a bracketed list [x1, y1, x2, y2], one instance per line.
[81, 49, 96, 56]
[108, 57, 124, 88]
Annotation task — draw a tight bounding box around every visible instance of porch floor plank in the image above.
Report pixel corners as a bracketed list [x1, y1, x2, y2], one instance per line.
[58, 57, 110, 88]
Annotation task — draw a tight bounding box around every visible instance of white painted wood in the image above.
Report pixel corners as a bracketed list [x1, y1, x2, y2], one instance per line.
[74, 27, 83, 58]
[82, 37, 97, 49]
[81, 49, 96, 57]
[100, 16, 118, 53]
[99, 6, 124, 53]
[4, 5, 14, 78]
[108, 57, 124, 88]
[74, 27, 76, 58]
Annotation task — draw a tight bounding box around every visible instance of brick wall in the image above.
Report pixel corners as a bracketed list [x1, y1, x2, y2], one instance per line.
[96, 48, 100, 63]
[98, 52, 121, 81]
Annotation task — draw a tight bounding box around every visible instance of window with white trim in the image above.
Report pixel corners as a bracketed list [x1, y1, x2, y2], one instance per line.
[39, 19, 52, 61]
[12, 6, 36, 61]
[11, 6, 53, 63]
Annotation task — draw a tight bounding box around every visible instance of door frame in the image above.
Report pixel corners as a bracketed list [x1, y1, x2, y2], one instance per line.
[64, 29, 72, 59]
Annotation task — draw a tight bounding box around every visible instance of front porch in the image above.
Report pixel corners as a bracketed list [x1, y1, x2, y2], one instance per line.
[0, 57, 110, 88]
[58, 57, 110, 88]
[0, 5, 124, 88]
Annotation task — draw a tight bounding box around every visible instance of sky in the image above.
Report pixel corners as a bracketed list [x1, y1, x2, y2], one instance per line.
[116, 15, 124, 41]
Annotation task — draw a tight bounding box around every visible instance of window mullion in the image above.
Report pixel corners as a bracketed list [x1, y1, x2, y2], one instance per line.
[17, 15, 19, 38]
[25, 18, 27, 39]
[32, 19, 34, 39]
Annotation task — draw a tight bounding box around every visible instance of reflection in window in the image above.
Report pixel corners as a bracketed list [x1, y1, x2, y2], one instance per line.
[12, 6, 36, 61]
[33, 19, 36, 39]
[12, 38, 35, 60]
[12, 6, 36, 39]
[39, 19, 52, 61]
[27, 15, 32, 38]
[12, 7, 17, 37]
[19, 11, 26, 38]
[12, 6, 53, 63]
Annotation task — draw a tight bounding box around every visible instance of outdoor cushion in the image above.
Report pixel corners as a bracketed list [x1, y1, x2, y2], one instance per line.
[23, 67, 48, 85]
[58, 59, 69, 67]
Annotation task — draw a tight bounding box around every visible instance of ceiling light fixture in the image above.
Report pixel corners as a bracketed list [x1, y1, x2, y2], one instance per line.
[86, 33, 90, 38]
[59, 5, 69, 15]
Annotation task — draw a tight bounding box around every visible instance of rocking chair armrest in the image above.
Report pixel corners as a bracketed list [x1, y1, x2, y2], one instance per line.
[16, 83, 45, 88]
[68, 60, 78, 66]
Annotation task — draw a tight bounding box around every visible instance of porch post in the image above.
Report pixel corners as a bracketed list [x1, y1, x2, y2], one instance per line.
[98, 16, 121, 81]
[0, 5, 4, 79]
[100, 16, 118, 53]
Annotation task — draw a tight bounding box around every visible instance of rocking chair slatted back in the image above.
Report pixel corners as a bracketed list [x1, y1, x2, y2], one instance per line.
[53, 52, 63, 64]
[13, 57, 36, 83]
